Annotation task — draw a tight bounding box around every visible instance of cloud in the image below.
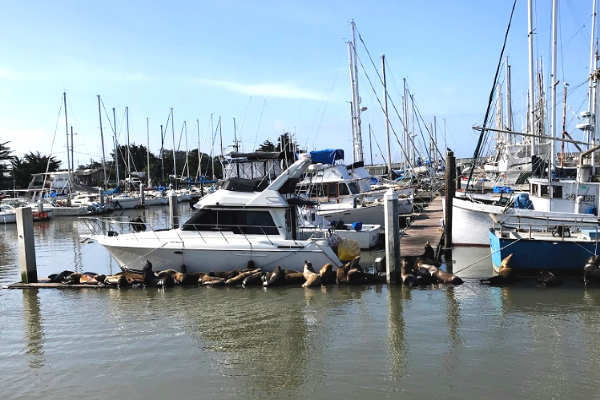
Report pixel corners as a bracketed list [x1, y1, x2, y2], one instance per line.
[196, 79, 324, 100]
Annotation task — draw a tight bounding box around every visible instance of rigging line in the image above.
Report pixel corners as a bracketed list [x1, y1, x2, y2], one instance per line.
[253, 99, 267, 151]
[467, 0, 517, 191]
[43, 96, 65, 186]
[238, 96, 253, 149]
[352, 48, 414, 170]
[453, 236, 523, 275]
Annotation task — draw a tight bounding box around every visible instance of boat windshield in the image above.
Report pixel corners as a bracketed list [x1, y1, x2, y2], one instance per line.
[181, 208, 279, 235]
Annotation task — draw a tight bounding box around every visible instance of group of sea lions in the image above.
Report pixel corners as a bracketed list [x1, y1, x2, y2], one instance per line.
[480, 253, 561, 287]
[400, 242, 464, 287]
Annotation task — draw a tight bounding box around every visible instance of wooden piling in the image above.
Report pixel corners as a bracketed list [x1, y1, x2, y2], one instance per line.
[455, 165, 461, 190]
[444, 151, 456, 249]
[16, 207, 37, 284]
[169, 190, 179, 229]
[140, 186, 145, 206]
[384, 189, 401, 284]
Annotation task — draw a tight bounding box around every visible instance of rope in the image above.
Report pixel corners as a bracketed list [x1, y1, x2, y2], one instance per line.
[453, 236, 523, 274]
[119, 242, 169, 269]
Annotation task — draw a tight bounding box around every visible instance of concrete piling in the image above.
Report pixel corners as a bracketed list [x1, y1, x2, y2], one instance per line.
[16, 207, 37, 284]
[384, 189, 401, 284]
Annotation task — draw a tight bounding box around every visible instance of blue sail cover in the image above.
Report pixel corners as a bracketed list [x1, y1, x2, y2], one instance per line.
[309, 149, 344, 164]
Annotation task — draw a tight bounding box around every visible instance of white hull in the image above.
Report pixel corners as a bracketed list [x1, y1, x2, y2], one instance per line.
[144, 197, 168, 206]
[94, 231, 341, 272]
[44, 205, 90, 216]
[451, 197, 600, 246]
[317, 198, 412, 226]
[0, 212, 16, 224]
[298, 224, 380, 249]
[111, 196, 140, 210]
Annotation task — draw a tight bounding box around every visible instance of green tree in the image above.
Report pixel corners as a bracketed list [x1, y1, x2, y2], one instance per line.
[11, 151, 61, 189]
[257, 140, 276, 152]
[0, 141, 14, 189]
[276, 133, 298, 152]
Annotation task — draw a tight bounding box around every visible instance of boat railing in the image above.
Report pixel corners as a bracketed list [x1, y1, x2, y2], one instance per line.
[81, 216, 283, 244]
[493, 218, 600, 241]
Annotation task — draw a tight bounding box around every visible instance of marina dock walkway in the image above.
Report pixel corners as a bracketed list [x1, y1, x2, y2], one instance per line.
[400, 194, 444, 257]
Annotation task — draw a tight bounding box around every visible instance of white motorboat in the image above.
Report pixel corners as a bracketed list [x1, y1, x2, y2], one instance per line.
[83, 156, 343, 273]
[0, 204, 17, 224]
[110, 194, 140, 210]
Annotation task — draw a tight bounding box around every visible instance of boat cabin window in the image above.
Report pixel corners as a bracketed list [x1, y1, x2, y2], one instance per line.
[308, 184, 326, 198]
[339, 184, 350, 196]
[327, 183, 338, 197]
[531, 183, 539, 197]
[541, 184, 550, 198]
[552, 185, 562, 199]
[181, 209, 278, 235]
[347, 182, 360, 194]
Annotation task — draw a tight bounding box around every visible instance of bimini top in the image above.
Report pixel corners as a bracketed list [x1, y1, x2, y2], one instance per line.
[310, 149, 344, 165]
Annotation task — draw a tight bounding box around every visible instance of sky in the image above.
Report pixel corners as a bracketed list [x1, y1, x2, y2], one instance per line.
[0, 0, 596, 171]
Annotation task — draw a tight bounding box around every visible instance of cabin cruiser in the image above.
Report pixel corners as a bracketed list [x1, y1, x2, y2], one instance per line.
[83, 155, 343, 272]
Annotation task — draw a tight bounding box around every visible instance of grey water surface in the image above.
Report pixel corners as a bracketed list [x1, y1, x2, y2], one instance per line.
[1, 205, 600, 399]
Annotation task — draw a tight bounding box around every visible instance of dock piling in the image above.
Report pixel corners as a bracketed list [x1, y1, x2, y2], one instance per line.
[16, 207, 38, 284]
[98, 188, 104, 206]
[140, 186, 145, 206]
[384, 189, 401, 284]
[444, 151, 456, 250]
[169, 190, 179, 229]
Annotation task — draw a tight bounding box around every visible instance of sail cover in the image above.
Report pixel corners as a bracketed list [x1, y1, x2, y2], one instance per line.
[309, 149, 344, 164]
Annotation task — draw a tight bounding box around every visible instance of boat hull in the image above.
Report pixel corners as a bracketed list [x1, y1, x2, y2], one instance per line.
[317, 198, 412, 227]
[489, 228, 596, 276]
[93, 231, 342, 272]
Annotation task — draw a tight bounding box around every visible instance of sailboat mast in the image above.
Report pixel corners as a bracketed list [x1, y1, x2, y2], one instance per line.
[506, 57, 513, 134]
[126, 106, 131, 183]
[561, 83, 568, 167]
[368, 123, 373, 166]
[588, 0, 598, 149]
[97, 95, 107, 190]
[211, 114, 215, 181]
[113, 107, 119, 185]
[219, 116, 223, 159]
[160, 124, 165, 181]
[351, 21, 363, 163]
[70, 126, 74, 173]
[146, 117, 151, 187]
[171, 108, 177, 189]
[185, 120, 190, 178]
[550, 0, 558, 178]
[381, 53, 392, 179]
[528, 0, 536, 154]
[63, 92, 72, 184]
[197, 119, 201, 180]
[347, 42, 357, 165]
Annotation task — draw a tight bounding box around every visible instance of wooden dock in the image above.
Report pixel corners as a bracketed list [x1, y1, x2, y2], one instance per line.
[399, 195, 444, 257]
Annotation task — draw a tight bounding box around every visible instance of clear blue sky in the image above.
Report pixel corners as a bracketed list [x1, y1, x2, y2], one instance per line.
[0, 0, 595, 170]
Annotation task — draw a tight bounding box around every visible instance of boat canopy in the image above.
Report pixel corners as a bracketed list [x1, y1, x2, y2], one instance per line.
[229, 151, 296, 160]
[310, 149, 344, 165]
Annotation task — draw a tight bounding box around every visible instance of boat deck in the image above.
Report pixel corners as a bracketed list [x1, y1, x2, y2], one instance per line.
[399, 194, 444, 257]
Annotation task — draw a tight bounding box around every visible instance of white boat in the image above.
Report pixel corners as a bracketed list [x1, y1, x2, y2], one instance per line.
[83, 156, 343, 273]
[110, 194, 140, 210]
[0, 204, 16, 224]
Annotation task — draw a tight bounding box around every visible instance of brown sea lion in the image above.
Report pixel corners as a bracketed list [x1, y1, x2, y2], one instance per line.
[62, 273, 82, 284]
[48, 270, 75, 283]
[401, 258, 418, 286]
[347, 268, 368, 284]
[264, 266, 286, 287]
[104, 274, 129, 287]
[363, 272, 386, 284]
[200, 275, 226, 286]
[302, 261, 321, 288]
[79, 274, 101, 285]
[156, 269, 179, 278]
[481, 253, 515, 285]
[143, 260, 174, 287]
[424, 265, 464, 285]
[178, 272, 205, 285]
[242, 272, 264, 287]
[284, 272, 306, 285]
[226, 269, 262, 286]
[209, 269, 240, 279]
[584, 255, 600, 283]
[319, 263, 336, 285]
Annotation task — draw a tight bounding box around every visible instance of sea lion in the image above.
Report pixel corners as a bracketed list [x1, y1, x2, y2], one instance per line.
[284, 272, 306, 285]
[584, 256, 600, 284]
[242, 272, 264, 287]
[179, 272, 205, 285]
[210, 270, 240, 280]
[415, 268, 434, 286]
[143, 260, 174, 287]
[48, 270, 75, 283]
[79, 273, 102, 285]
[226, 269, 262, 286]
[302, 261, 321, 288]
[336, 261, 351, 284]
[400, 258, 418, 286]
[425, 265, 464, 285]
[264, 266, 285, 287]
[538, 270, 561, 286]
[481, 254, 515, 285]
[201, 275, 225, 286]
[104, 274, 129, 287]
[363, 272, 387, 284]
[319, 263, 336, 285]
[62, 273, 82, 284]
[347, 267, 368, 284]
[156, 269, 179, 278]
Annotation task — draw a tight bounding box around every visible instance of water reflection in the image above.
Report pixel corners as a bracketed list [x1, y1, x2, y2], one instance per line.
[386, 285, 409, 378]
[22, 289, 45, 368]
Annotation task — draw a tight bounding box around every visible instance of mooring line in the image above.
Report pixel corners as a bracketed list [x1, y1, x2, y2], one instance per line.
[453, 237, 523, 274]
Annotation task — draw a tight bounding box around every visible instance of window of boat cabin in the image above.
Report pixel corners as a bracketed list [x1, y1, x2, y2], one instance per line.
[327, 183, 338, 197]
[552, 185, 562, 199]
[181, 209, 278, 235]
[339, 183, 350, 196]
[541, 184, 550, 198]
[530, 183, 539, 197]
[347, 182, 360, 194]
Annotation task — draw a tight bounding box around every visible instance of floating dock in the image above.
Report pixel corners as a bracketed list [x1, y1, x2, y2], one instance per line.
[400, 195, 444, 257]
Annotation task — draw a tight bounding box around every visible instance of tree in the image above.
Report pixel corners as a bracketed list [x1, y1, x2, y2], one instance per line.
[109, 143, 159, 182]
[0, 141, 14, 189]
[10, 151, 61, 189]
[257, 140, 276, 152]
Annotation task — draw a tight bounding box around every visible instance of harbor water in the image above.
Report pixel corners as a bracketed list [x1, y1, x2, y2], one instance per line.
[1, 205, 600, 399]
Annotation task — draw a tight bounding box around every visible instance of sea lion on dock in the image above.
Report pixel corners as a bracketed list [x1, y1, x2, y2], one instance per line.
[363, 272, 387, 284]
[319, 263, 336, 285]
[143, 260, 174, 288]
[584, 256, 600, 284]
[226, 269, 262, 286]
[48, 270, 75, 283]
[538, 270, 561, 286]
[264, 266, 286, 287]
[336, 256, 361, 284]
[201, 275, 226, 286]
[242, 272, 264, 287]
[424, 265, 464, 285]
[103, 274, 129, 287]
[481, 254, 515, 285]
[401, 259, 418, 287]
[302, 261, 321, 288]
[178, 272, 205, 285]
[209, 269, 240, 280]
[284, 271, 306, 285]
[414, 268, 434, 286]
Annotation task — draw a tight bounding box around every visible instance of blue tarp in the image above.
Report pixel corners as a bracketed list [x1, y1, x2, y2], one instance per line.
[513, 193, 533, 209]
[309, 149, 344, 164]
